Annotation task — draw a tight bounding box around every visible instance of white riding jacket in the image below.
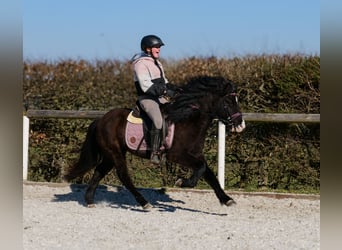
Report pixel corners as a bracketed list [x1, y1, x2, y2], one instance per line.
[132, 53, 169, 101]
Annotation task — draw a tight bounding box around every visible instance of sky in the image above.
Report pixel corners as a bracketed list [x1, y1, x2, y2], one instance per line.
[23, 0, 320, 61]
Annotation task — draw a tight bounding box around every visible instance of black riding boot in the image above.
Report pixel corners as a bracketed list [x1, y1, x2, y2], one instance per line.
[150, 129, 162, 165]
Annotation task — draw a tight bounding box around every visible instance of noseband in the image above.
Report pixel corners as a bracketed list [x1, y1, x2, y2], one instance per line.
[220, 111, 242, 126]
[219, 92, 242, 126]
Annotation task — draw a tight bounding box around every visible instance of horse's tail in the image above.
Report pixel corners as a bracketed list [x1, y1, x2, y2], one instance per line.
[64, 119, 101, 181]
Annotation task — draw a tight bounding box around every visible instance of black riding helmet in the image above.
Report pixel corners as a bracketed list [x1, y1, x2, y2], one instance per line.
[141, 35, 165, 52]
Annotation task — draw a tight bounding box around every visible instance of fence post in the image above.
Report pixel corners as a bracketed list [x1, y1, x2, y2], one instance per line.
[23, 116, 30, 180]
[218, 121, 225, 189]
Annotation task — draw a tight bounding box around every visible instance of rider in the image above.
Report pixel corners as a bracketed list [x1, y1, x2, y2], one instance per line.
[131, 34, 178, 164]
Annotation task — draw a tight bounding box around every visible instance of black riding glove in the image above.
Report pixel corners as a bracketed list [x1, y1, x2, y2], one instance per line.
[146, 81, 167, 97]
[166, 83, 183, 92]
[166, 83, 176, 90]
[166, 88, 177, 98]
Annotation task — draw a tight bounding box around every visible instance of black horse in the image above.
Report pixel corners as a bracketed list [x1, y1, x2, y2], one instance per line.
[64, 76, 246, 209]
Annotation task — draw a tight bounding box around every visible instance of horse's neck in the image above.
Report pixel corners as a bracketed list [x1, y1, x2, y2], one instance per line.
[189, 112, 212, 137]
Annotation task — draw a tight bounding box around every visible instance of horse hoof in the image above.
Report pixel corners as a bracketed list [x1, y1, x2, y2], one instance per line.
[225, 199, 236, 207]
[143, 203, 152, 210]
[175, 179, 183, 187]
[87, 204, 96, 208]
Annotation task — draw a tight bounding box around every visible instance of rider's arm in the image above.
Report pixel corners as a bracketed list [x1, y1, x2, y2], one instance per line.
[134, 60, 167, 96]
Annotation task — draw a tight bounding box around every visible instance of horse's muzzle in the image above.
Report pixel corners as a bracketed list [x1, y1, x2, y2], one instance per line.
[230, 119, 246, 133]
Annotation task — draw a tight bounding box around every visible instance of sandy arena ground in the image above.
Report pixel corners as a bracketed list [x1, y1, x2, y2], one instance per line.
[23, 182, 320, 250]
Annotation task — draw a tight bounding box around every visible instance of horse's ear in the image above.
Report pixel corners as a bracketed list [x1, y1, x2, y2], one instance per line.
[226, 80, 237, 94]
[219, 81, 232, 96]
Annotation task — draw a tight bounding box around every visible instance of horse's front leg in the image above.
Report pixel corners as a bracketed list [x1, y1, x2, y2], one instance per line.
[175, 162, 206, 188]
[172, 152, 207, 188]
[202, 166, 236, 206]
[174, 158, 235, 206]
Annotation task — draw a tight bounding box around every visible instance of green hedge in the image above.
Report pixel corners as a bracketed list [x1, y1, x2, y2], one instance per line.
[23, 54, 320, 193]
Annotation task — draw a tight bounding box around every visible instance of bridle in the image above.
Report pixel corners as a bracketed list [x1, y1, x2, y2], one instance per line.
[184, 91, 242, 126]
[217, 92, 242, 126]
[220, 111, 243, 127]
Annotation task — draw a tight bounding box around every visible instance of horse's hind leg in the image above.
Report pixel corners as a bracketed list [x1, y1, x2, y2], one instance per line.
[85, 158, 113, 207]
[113, 155, 151, 209]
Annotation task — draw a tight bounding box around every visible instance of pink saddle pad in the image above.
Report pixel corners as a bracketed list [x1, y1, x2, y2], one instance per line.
[125, 121, 175, 152]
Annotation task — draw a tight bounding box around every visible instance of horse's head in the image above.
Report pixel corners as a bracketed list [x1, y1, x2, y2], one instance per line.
[214, 81, 246, 133]
[165, 76, 246, 133]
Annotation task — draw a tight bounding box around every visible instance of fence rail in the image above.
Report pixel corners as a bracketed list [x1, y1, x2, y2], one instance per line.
[25, 110, 320, 123]
[23, 110, 320, 187]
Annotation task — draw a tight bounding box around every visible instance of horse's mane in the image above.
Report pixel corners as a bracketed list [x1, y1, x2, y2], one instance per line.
[165, 76, 234, 123]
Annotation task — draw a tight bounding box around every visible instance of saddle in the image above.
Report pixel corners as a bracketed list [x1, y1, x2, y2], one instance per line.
[125, 106, 175, 152]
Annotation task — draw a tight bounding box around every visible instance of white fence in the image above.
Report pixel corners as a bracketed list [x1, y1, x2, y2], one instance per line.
[23, 110, 320, 189]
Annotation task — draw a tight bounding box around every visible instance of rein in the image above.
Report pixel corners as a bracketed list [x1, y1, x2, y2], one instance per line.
[214, 112, 242, 126]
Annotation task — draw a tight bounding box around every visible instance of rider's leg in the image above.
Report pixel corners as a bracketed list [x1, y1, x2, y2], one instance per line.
[139, 99, 163, 164]
[150, 127, 162, 164]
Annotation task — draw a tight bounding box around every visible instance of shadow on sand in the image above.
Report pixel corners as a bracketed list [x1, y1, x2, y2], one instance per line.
[52, 184, 228, 216]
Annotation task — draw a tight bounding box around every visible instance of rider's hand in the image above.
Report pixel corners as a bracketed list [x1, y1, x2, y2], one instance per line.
[166, 88, 176, 98]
